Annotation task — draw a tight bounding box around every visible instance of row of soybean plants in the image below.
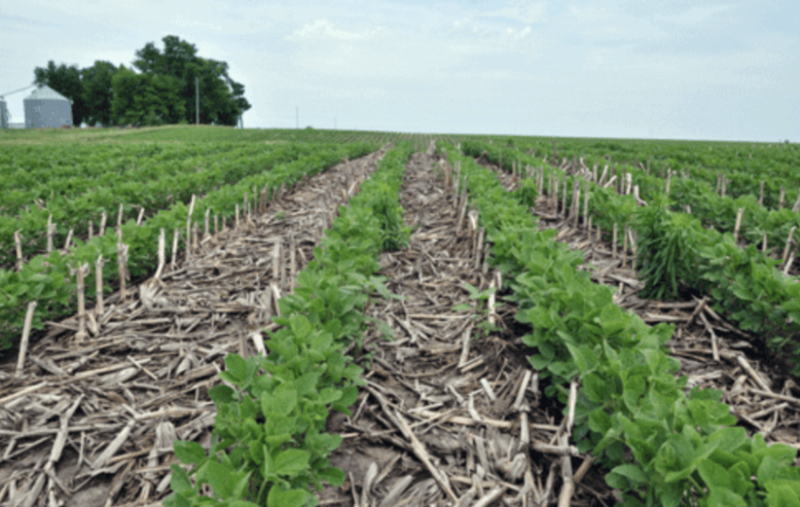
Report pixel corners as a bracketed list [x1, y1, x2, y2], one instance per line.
[442, 143, 800, 507]
[627, 140, 800, 211]
[0, 142, 237, 192]
[260, 130, 377, 144]
[465, 140, 800, 284]
[485, 139, 800, 257]
[259, 129, 470, 147]
[0, 142, 378, 350]
[164, 143, 414, 507]
[0, 143, 138, 175]
[0, 142, 248, 211]
[0, 142, 324, 268]
[463, 140, 800, 375]
[590, 151, 800, 258]
[506, 136, 800, 211]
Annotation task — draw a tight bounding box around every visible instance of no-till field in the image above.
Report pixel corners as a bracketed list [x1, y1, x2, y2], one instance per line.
[2, 145, 798, 507]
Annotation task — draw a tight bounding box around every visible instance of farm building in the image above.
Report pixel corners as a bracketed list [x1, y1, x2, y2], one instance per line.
[24, 85, 73, 128]
[0, 100, 8, 129]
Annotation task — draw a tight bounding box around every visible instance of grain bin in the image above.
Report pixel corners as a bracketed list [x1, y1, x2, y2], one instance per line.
[24, 85, 73, 128]
[0, 100, 8, 129]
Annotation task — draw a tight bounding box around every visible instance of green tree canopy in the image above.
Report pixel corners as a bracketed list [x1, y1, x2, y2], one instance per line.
[111, 67, 186, 126]
[81, 61, 118, 127]
[132, 35, 251, 126]
[33, 36, 249, 127]
[33, 61, 87, 126]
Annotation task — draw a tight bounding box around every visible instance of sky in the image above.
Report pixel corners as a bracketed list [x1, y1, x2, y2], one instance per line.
[1, 0, 798, 142]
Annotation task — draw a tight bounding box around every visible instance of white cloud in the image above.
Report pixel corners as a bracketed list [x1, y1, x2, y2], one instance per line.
[287, 20, 383, 41]
[657, 4, 733, 24]
[568, 4, 613, 23]
[482, 1, 547, 24]
[172, 16, 223, 32]
[508, 26, 532, 40]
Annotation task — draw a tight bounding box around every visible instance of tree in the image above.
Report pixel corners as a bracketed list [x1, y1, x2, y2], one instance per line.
[133, 36, 198, 78]
[81, 61, 118, 127]
[33, 36, 249, 128]
[111, 67, 186, 126]
[33, 61, 87, 126]
[132, 35, 251, 126]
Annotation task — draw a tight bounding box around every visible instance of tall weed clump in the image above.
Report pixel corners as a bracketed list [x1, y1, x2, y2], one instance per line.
[635, 195, 703, 300]
[366, 183, 411, 251]
[511, 178, 539, 208]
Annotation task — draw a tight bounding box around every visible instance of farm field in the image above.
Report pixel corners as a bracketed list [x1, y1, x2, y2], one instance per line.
[0, 126, 799, 507]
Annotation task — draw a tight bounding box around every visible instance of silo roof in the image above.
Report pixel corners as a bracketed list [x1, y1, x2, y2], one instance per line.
[25, 85, 70, 101]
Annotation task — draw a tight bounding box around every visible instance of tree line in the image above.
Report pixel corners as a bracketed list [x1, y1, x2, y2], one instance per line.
[33, 35, 251, 128]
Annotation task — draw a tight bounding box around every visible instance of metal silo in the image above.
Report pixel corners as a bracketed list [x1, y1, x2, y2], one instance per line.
[0, 100, 8, 129]
[24, 85, 73, 128]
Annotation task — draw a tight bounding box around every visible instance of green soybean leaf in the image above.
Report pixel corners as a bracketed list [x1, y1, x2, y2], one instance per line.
[707, 488, 748, 507]
[609, 464, 648, 486]
[697, 459, 730, 490]
[528, 354, 550, 370]
[230, 501, 260, 507]
[757, 443, 798, 466]
[208, 384, 236, 404]
[658, 481, 685, 507]
[262, 385, 297, 416]
[766, 484, 800, 507]
[173, 440, 206, 465]
[622, 375, 646, 412]
[163, 493, 191, 507]
[274, 449, 310, 476]
[224, 354, 249, 383]
[206, 459, 236, 498]
[290, 314, 313, 341]
[728, 462, 753, 497]
[295, 371, 321, 397]
[566, 344, 599, 374]
[582, 374, 608, 403]
[317, 388, 343, 405]
[657, 435, 695, 478]
[759, 456, 783, 488]
[707, 427, 748, 454]
[262, 447, 275, 479]
[317, 466, 346, 487]
[267, 487, 307, 507]
[588, 409, 612, 434]
[265, 434, 292, 448]
[232, 472, 253, 501]
[169, 464, 193, 495]
[306, 432, 343, 455]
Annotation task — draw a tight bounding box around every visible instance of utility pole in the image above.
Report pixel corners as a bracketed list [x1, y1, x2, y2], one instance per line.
[296, 107, 299, 129]
[195, 77, 199, 125]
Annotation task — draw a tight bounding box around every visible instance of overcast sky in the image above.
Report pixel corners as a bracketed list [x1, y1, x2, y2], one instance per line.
[1, 1, 797, 141]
